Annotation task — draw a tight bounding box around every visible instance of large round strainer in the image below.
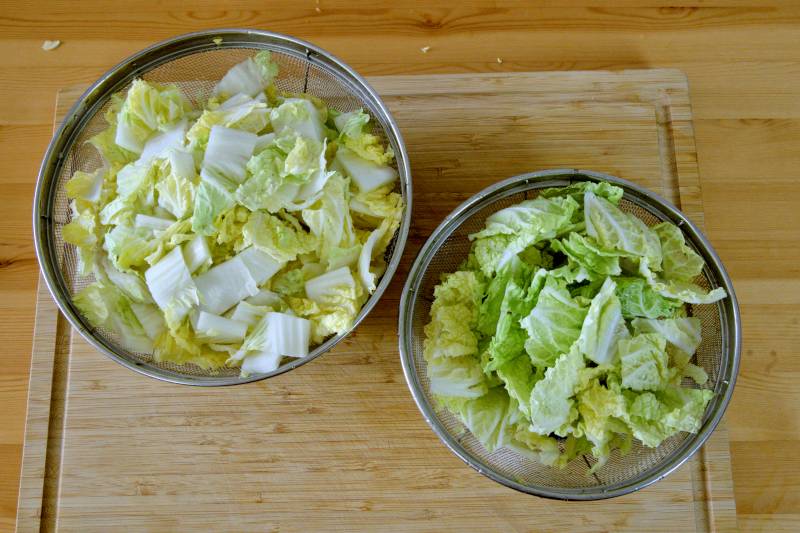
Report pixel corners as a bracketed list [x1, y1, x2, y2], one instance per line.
[399, 169, 739, 499]
[33, 29, 411, 385]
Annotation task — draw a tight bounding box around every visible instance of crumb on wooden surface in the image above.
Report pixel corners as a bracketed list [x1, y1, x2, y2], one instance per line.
[42, 40, 61, 51]
[421, 46, 431, 53]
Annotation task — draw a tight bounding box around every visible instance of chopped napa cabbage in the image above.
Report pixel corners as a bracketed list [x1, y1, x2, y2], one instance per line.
[584, 191, 662, 270]
[520, 275, 589, 367]
[201, 125, 258, 185]
[229, 301, 269, 327]
[130, 302, 166, 340]
[74, 281, 153, 353]
[270, 97, 325, 142]
[540, 181, 624, 205]
[62, 199, 99, 276]
[234, 311, 310, 361]
[301, 174, 358, 266]
[575, 277, 629, 365]
[246, 289, 284, 307]
[183, 234, 212, 274]
[193, 311, 248, 343]
[240, 350, 283, 375]
[144, 246, 199, 326]
[115, 79, 190, 153]
[423, 180, 725, 471]
[238, 246, 284, 285]
[290, 272, 366, 344]
[65, 169, 104, 202]
[528, 345, 586, 437]
[155, 149, 197, 219]
[304, 266, 355, 302]
[653, 222, 705, 282]
[631, 317, 702, 357]
[615, 276, 681, 319]
[61, 54, 403, 375]
[423, 271, 484, 361]
[139, 120, 187, 163]
[214, 50, 278, 97]
[618, 333, 671, 391]
[134, 213, 175, 231]
[469, 195, 578, 275]
[357, 221, 387, 293]
[100, 256, 152, 303]
[334, 109, 395, 166]
[334, 147, 397, 193]
[194, 255, 259, 314]
[243, 211, 316, 264]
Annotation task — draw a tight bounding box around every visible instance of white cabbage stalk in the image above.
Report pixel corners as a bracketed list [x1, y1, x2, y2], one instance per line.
[144, 246, 199, 324]
[254, 132, 276, 152]
[305, 266, 355, 302]
[193, 311, 248, 343]
[201, 125, 257, 184]
[241, 350, 282, 375]
[139, 120, 186, 163]
[130, 302, 166, 340]
[237, 246, 284, 285]
[334, 147, 397, 192]
[358, 224, 387, 293]
[193, 255, 259, 314]
[134, 214, 175, 232]
[214, 57, 269, 97]
[183, 234, 211, 274]
[167, 148, 195, 179]
[246, 289, 283, 306]
[229, 301, 268, 327]
[236, 312, 310, 362]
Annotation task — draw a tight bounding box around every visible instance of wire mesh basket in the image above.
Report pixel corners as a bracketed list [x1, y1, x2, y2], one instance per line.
[33, 29, 411, 385]
[398, 169, 739, 499]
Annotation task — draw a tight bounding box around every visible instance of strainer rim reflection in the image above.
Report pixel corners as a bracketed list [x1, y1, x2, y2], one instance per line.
[398, 169, 740, 500]
[33, 29, 412, 385]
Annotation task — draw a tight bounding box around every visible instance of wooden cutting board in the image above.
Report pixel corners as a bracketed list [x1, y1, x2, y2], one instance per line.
[17, 70, 736, 532]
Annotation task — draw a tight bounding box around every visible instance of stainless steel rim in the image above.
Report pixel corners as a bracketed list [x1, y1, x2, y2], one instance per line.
[398, 168, 740, 499]
[33, 29, 412, 386]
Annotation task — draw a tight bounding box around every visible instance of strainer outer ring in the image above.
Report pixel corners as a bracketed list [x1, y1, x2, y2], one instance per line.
[398, 169, 740, 500]
[33, 29, 412, 386]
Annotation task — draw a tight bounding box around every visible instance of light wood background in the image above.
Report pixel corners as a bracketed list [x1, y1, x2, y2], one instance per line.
[0, 1, 798, 531]
[18, 71, 736, 532]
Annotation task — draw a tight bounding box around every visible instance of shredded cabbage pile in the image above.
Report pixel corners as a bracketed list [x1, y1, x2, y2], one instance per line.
[64, 51, 403, 375]
[423, 181, 725, 471]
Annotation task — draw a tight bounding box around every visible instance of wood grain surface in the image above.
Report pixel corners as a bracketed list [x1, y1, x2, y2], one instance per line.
[18, 70, 735, 532]
[1, 2, 798, 531]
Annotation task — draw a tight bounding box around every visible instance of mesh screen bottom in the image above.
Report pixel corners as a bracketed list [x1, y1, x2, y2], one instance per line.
[405, 184, 727, 493]
[50, 44, 405, 380]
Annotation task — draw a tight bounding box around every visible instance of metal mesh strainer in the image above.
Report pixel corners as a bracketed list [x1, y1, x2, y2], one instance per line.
[398, 169, 740, 499]
[33, 30, 411, 385]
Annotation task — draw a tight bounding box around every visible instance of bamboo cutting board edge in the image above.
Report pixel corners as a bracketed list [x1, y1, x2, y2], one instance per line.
[17, 69, 736, 532]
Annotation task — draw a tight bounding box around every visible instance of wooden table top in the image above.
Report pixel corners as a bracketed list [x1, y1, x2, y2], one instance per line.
[1, 2, 798, 531]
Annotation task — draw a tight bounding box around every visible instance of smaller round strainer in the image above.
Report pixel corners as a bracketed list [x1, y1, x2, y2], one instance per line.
[33, 30, 411, 385]
[399, 169, 740, 499]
